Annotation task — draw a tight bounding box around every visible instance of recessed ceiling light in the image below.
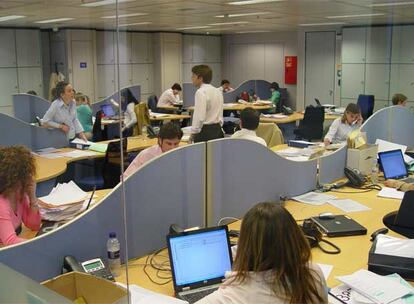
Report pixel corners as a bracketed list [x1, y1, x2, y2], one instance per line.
[300, 22, 346, 26]
[0, 15, 25, 22]
[102, 13, 148, 19]
[215, 12, 270, 18]
[236, 30, 271, 33]
[326, 13, 385, 19]
[177, 26, 211, 30]
[81, 0, 134, 7]
[35, 18, 75, 24]
[119, 22, 152, 27]
[209, 21, 249, 25]
[228, 0, 285, 5]
[369, 1, 414, 7]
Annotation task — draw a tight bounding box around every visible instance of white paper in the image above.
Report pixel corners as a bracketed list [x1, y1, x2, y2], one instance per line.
[276, 147, 303, 157]
[377, 187, 405, 200]
[116, 283, 187, 304]
[327, 199, 371, 213]
[59, 150, 98, 158]
[336, 269, 413, 304]
[36, 147, 58, 154]
[374, 234, 414, 259]
[181, 126, 193, 134]
[150, 112, 169, 117]
[71, 138, 94, 145]
[38, 153, 64, 159]
[39, 181, 89, 206]
[322, 104, 336, 108]
[292, 192, 336, 206]
[285, 156, 310, 162]
[316, 263, 333, 280]
[375, 139, 407, 155]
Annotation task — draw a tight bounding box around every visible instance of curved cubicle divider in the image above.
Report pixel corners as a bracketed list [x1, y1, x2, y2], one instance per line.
[0, 113, 68, 150]
[13, 94, 50, 123]
[206, 139, 317, 226]
[0, 143, 205, 281]
[92, 85, 141, 115]
[223, 80, 256, 103]
[183, 82, 197, 108]
[389, 106, 414, 147]
[361, 107, 390, 144]
[319, 146, 347, 185]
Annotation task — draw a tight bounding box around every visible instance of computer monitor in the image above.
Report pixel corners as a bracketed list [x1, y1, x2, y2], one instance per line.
[101, 104, 115, 117]
[378, 149, 408, 180]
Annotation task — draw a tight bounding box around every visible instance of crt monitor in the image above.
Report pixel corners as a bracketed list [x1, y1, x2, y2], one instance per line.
[101, 104, 115, 117]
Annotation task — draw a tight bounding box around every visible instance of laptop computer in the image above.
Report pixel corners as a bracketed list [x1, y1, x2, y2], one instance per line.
[378, 149, 414, 183]
[311, 215, 367, 237]
[101, 104, 116, 118]
[167, 226, 233, 304]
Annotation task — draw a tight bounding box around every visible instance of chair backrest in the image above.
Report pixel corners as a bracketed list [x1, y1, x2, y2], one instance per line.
[133, 103, 151, 136]
[357, 94, 375, 121]
[277, 88, 288, 113]
[92, 110, 107, 142]
[300, 106, 325, 140]
[103, 138, 128, 188]
[147, 95, 158, 112]
[256, 123, 284, 147]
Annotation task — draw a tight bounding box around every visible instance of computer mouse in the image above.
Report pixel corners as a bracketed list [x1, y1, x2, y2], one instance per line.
[318, 212, 335, 220]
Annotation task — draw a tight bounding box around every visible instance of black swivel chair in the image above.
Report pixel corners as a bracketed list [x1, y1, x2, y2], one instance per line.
[147, 95, 158, 112]
[102, 138, 129, 189]
[92, 110, 107, 142]
[294, 106, 325, 141]
[357, 94, 375, 121]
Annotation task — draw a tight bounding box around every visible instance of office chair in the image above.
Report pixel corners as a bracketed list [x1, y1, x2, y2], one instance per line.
[294, 106, 325, 141]
[277, 88, 288, 113]
[133, 103, 150, 136]
[357, 94, 375, 121]
[383, 191, 414, 239]
[147, 95, 158, 112]
[256, 123, 284, 147]
[103, 138, 129, 189]
[92, 110, 108, 142]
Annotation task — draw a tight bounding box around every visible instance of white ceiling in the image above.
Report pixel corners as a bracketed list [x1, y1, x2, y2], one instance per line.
[0, 0, 413, 33]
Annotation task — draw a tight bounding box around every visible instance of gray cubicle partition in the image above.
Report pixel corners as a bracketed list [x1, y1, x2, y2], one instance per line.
[206, 139, 317, 226]
[183, 82, 197, 108]
[13, 94, 50, 123]
[0, 113, 68, 149]
[0, 143, 205, 281]
[319, 146, 347, 185]
[92, 85, 141, 115]
[223, 80, 256, 103]
[389, 106, 414, 147]
[361, 107, 391, 144]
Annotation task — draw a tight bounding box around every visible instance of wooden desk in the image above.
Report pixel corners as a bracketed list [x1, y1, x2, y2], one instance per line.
[261, 112, 339, 125]
[150, 114, 191, 121]
[117, 186, 403, 294]
[157, 105, 182, 112]
[187, 103, 272, 112]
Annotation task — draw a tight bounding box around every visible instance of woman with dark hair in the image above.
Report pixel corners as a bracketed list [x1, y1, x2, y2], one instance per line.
[324, 103, 362, 145]
[120, 88, 139, 137]
[270, 82, 281, 111]
[42, 81, 87, 141]
[0, 146, 41, 246]
[196, 203, 327, 304]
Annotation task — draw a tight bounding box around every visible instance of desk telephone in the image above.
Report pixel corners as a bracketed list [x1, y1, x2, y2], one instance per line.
[63, 255, 115, 281]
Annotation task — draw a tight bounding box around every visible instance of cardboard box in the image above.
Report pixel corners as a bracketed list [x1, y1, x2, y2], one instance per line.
[42, 272, 128, 304]
[347, 144, 378, 175]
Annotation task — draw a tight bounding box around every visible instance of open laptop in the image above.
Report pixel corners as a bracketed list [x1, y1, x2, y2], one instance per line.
[378, 149, 414, 183]
[311, 215, 367, 237]
[167, 226, 233, 304]
[100, 104, 116, 118]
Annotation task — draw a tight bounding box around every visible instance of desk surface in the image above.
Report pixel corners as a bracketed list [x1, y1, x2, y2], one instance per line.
[260, 112, 339, 124]
[150, 113, 190, 121]
[187, 103, 272, 112]
[116, 186, 403, 295]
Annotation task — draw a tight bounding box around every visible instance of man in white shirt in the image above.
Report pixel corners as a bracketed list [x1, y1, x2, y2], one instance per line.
[231, 107, 266, 146]
[191, 65, 224, 143]
[157, 83, 182, 108]
[218, 79, 234, 93]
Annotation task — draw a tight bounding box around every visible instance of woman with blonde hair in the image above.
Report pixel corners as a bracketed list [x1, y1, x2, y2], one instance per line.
[196, 202, 327, 304]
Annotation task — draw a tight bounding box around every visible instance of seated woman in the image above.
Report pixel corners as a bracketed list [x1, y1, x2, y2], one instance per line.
[324, 103, 362, 145]
[0, 146, 41, 246]
[75, 92, 93, 140]
[120, 88, 139, 137]
[196, 202, 327, 304]
[42, 81, 87, 141]
[270, 82, 281, 112]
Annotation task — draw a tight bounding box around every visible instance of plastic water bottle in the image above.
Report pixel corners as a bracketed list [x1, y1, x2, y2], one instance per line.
[107, 232, 121, 277]
[371, 159, 379, 184]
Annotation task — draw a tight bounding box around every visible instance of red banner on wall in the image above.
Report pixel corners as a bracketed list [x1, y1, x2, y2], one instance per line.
[285, 56, 297, 85]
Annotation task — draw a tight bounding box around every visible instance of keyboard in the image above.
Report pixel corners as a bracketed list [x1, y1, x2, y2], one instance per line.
[179, 287, 218, 303]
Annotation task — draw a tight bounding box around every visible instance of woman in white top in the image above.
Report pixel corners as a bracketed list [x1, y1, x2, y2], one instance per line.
[196, 203, 328, 304]
[157, 83, 182, 108]
[324, 103, 362, 145]
[120, 88, 138, 137]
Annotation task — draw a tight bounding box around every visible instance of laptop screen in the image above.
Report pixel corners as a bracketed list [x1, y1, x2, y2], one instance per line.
[168, 227, 232, 287]
[378, 149, 408, 179]
[101, 104, 115, 117]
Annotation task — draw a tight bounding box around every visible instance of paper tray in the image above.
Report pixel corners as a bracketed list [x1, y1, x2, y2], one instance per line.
[368, 239, 414, 281]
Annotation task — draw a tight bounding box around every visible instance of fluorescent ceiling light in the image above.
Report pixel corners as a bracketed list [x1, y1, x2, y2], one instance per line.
[215, 12, 270, 17]
[177, 26, 211, 30]
[102, 13, 148, 19]
[300, 22, 345, 26]
[327, 13, 385, 19]
[0, 15, 25, 22]
[209, 21, 249, 25]
[369, 1, 414, 7]
[81, 0, 133, 7]
[35, 18, 75, 24]
[236, 30, 271, 33]
[229, 0, 285, 5]
[119, 22, 152, 27]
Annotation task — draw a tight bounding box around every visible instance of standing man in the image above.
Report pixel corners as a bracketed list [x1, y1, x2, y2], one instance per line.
[191, 65, 224, 143]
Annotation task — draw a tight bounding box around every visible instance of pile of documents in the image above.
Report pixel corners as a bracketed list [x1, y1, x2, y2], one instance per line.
[38, 181, 93, 221]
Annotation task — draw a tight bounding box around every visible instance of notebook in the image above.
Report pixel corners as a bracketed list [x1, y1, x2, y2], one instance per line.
[378, 149, 414, 183]
[167, 226, 233, 304]
[311, 215, 367, 237]
[101, 104, 116, 118]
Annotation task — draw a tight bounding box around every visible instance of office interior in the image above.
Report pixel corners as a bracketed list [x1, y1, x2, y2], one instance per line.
[1, 0, 414, 301]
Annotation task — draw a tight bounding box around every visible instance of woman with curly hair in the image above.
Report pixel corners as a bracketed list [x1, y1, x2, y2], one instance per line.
[196, 202, 327, 304]
[0, 146, 41, 246]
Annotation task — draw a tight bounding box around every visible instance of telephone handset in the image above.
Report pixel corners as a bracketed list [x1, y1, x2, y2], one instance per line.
[344, 167, 366, 187]
[282, 106, 294, 115]
[146, 125, 158, 138]
[63, 255, 115, 281]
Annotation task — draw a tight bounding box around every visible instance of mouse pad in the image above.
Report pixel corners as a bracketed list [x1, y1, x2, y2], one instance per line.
[311, 215, 367, 237]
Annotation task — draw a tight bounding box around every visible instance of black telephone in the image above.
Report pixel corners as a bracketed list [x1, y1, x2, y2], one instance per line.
[63, 255, 115, 281]
[300, 219, 341, 254]
[344, 167, 366, 187]
[146, 125, 158, 138]
[282, 106, 294, 115]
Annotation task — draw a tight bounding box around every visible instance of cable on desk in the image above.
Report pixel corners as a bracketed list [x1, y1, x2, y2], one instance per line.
[331, 183, 382, 193]
[143, 248, 172, 285]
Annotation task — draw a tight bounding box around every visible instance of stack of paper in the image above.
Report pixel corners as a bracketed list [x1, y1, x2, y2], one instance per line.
[292, 192, 336, 206]
[377, 187, 405, 200]
[116, 283, 187, 304]
[38, 181, 92, 221]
